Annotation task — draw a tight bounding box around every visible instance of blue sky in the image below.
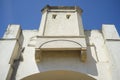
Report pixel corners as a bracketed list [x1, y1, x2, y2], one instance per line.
[0, 0, 120, 38]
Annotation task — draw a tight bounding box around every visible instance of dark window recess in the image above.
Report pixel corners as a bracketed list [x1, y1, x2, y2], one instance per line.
[52, 14, 57, 19]
[66, 15, 71, 19]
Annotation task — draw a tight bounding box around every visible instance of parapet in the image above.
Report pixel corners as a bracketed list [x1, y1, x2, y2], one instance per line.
[41, 5, 83, 14]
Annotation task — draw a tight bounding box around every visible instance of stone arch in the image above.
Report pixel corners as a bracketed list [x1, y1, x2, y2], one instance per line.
[39, 39, 83, 49]
[21, 70, 96, 80]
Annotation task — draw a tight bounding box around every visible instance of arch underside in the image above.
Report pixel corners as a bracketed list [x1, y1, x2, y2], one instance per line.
[21, 70, 96, 80]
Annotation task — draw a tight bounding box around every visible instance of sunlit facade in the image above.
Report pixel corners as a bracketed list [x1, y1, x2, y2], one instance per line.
[0, 5, 120, 80]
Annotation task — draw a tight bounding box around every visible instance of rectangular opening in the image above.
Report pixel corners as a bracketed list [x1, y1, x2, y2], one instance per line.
[37, 50, 81, 62]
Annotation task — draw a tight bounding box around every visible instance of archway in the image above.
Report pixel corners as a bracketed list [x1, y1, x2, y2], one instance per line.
[21, 70, 96, 80]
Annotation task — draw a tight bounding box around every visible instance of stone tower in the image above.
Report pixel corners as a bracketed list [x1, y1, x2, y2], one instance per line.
[0, 5, 120, 80]
[36, 5, 87, 62]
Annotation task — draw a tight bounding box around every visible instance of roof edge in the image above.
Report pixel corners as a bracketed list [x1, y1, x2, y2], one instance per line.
[41, 5, 83, 14]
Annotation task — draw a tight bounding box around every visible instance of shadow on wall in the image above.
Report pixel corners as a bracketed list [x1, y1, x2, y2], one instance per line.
[35, 31, 98, 78]
[84, 30, 98, 76]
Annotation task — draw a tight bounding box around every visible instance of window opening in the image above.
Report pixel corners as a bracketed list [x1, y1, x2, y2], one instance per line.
[52, 14, 57, 19]
[66, 15, 71, 19]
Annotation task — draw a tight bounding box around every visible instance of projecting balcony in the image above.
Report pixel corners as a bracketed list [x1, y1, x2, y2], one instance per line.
[35, 36, 87, 62]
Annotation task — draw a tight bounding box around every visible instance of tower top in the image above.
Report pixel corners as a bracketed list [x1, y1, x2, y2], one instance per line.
[39, 5, 84, 36]
[41, 5, 83, 14]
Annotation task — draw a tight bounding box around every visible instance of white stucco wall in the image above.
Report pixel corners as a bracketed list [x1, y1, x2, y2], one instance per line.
[3, 25, 21, 39]
[0, 24, 23, 80]
[15, 29, 113, 80]
[102, 24, 120, 80]
[105, 41, 120, 80]
[16, 30, 39, 80]
[102, 24, 119, 39]
[44, 12, 80, 36]
[0, 40, 17, 80]
[0, 6, 120, 80]
[1, 25, 119, 80]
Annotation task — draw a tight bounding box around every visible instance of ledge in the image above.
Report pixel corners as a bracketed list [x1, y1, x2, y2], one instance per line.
[41, 5, 83, 14]
[36, 36, 85, 38]
[106, 39, 120, 41]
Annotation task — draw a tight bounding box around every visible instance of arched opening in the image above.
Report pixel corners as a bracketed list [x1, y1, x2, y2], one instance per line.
[21, 70, 96, 80]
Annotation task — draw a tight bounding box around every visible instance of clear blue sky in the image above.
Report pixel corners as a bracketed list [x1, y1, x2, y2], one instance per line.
[0, 0, 120, 38]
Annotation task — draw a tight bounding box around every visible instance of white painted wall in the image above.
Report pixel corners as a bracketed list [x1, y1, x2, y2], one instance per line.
[15, 29, 114, 80]
[1, 25, 119, 80]
[0, 40, 17, 80]
[105, 41, 120, 80]
[102, 24, 120, 39]
[3, 25, 21, 39]
[44, 12, 79, 36]
[0, 24, 23, 80]
[0, 6, 120, 80]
